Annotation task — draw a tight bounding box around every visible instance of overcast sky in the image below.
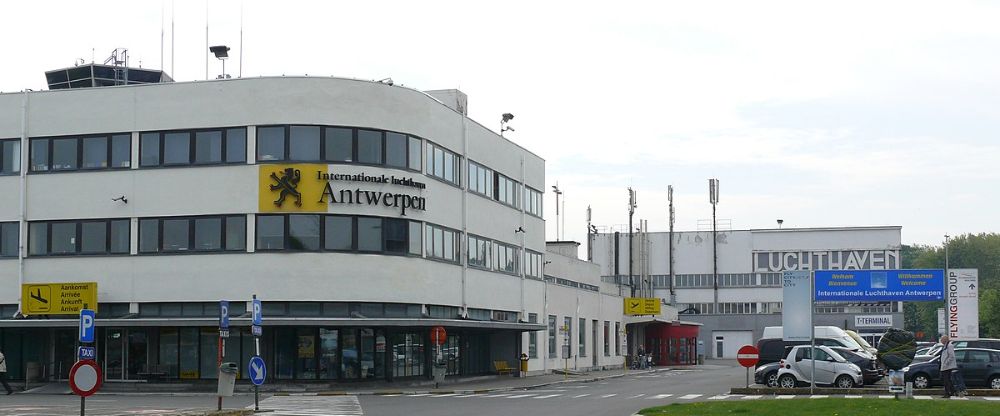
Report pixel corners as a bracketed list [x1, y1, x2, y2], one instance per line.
[3, 0, 997, 247]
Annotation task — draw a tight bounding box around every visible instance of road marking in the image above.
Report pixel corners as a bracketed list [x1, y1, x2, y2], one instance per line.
[776, 395, 795, 399]
[508, 394, 537, 398]
[844, 395, 863, 399]
[600, 394, 618, 398]
[432, 393, 460, 397]
[483, 394, 512, 398]
[380, 394, 401, 397]
[679, 394, 702, 400]
[254, 395, 363, 415]
[708, 395, 730, 400]
[741, 395, 762, 400]
[407, 393, 432, 397]
[647, 394, 673, 399]
[626, 394, 645, 399]
[914, 396, 933, 400]
[982, 397, 1000, 401]
[950, 397, 969, 400]
[810, 395, 829, 399]
[878, 395, 894, 399]
[534, 394, 562, 399]
[573, 394, 591, 398]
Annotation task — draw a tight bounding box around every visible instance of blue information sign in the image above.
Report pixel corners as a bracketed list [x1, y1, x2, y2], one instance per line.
[815, 269, 944, 301]
[220, 300, 230, 330]
[251, 298, 263, 326]
[248, 356, 266, 386]
[78, 346, 96, 360]
[79, 309, 96, 343]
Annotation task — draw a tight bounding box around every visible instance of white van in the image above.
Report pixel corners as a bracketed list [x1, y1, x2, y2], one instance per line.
[762, 326, 865, 351]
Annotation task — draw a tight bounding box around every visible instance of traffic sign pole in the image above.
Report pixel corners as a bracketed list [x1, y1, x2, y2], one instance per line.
[736, 345, 759, 388]
[252, 295, 261, 411]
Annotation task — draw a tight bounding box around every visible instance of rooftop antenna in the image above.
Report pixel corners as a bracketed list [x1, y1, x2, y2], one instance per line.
[709, 178, 720, 311]
[160, 0, 164, 71]
[239, 1, 244, 78]
[171, 0, 175, 77]
[205, 0, 210, 81]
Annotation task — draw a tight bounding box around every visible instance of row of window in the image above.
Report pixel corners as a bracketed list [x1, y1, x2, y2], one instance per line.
[650, 273, 784, 288]
[424, 223, 461, 262]
[525, 187, 543, 217]
[468, 160, 533, 213]
[256, 214, 421, 255]
[524, 251, 543, 278]
[545, 315, 621, 359]
[139, 215, 246, 253]
[426, 142, 461, 186]
[256, 126, 421, 172]
[467, 234, 521, 275]
[141, 128, 246, 167]
[30, 134, 131, 172]
[28, 219, 130, 255]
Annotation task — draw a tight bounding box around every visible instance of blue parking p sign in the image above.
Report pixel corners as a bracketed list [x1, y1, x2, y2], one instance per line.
[79, 309, 96, 343]
[252, 298, 263, 326]
[219, 300, 230, 330]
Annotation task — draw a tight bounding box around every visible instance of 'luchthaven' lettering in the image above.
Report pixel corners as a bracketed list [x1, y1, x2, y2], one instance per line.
[318, 182, 426, 216]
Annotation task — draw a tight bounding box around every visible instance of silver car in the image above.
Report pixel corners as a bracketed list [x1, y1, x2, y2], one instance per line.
[777, 345, 864, 388]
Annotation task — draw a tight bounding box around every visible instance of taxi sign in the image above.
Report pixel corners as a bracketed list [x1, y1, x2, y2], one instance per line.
[623, 297, 661, 316]
[78, 346, 96, 360]
[21, 282, 98, 315]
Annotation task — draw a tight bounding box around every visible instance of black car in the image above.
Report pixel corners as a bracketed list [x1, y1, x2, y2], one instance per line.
[754, 362, 782, 387]
[831, 346, 883, 385]
[903, 348, 1000, 389]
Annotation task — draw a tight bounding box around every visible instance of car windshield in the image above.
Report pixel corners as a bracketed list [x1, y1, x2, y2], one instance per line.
[845, 330, 874, 350]
[925, 344, 943, 356]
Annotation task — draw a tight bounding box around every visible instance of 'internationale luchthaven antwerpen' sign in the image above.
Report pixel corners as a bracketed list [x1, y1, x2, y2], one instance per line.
[814, 269, 944, 302]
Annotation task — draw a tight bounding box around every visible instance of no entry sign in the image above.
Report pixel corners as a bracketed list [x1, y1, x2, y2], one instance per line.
[430, 326, 447, 346]
[737, 345, 759, 368]
[69, 360, 102, 397]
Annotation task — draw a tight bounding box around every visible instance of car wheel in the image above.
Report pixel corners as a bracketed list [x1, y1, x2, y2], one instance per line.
[835, 375, 856, 389]
[913, 374, 930, 389]
[767, 371, 779, 388]
[779, 374, 797, 389]
[990, 376, 1000, 390]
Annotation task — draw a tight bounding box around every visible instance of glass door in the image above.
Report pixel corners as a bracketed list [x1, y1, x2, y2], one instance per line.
[104, 329, 126, 381]
[53, 329, 76, 380]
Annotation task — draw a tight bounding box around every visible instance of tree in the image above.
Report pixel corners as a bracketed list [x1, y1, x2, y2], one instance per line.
[901, 233, 1000, 339]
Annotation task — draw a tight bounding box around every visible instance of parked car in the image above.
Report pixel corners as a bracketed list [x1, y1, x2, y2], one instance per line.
[903, 348, 1000, 389]
[913, 339, 1000, 363]
[757, 326, 873, 367]
[777, 345, 864, 388]
[845, 330, 879, 356]
[831, 346, 883, 385]
[755, 361, 783, 387]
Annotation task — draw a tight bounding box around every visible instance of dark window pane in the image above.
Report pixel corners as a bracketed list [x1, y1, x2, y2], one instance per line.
[29, 222, 47, 255]
[289, 126, 321, 161]
[357, 217, 382, 251]
[225, 128, 246, 163]
[1, 222, 17, 257]
[140, 133, 160, 166]
[162, 219, 190, 251]
[52, 138, 78, 170]
[256, 215, 285, 250]
[324, 216, 353, 250]
[257, 127, 285, 161]
[194, 131, 223, 164]
[225, 216, 246, 251]
[324, 127, 353, 162]
[50, 222, 76, 254]
[81, 137, 107, 169]
[194, 217, 222, 250]
[288, 215, 320, 250]
[357, 130, 382, 164]
[384, 219, 407, 253]
[1, 141, 19, 174]
[80, 221, 107, 253]
[139, 219, 159, 253]
[385, 132, 406, 167]
[408, 137, 421, 170]
[110, 220, 130, 254]
[111, 134, 130, 168]
[30, 139, 49, 171]
[163, 132, 190, 165]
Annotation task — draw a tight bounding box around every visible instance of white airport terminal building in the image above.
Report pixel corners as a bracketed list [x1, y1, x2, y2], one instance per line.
[0, 66, 639, 383]
[590, 226, 904, 360]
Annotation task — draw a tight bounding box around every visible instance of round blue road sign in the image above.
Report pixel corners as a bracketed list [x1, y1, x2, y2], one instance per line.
[248, 356, 266, 386]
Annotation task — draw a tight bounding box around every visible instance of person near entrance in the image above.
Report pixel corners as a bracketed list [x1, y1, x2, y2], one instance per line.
[0, 349, 13, 395]
[939, 335, 958, 398]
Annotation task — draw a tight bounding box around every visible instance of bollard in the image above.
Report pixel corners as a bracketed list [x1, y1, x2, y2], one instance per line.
[905, 382, 913, 399]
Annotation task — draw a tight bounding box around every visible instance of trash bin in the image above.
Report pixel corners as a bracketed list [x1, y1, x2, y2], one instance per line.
[218, 362, 238, 397]
[519, 353, 529, 376]
[432, 364, 447, 388]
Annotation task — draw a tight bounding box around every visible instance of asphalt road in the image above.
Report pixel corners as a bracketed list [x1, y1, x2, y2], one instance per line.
[360, 365, 748, 416]
[0, 364, 748, 415]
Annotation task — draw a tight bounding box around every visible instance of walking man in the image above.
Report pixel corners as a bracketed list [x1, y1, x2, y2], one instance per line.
[0, 349, 13, 395]
[939, 336, 958, 398]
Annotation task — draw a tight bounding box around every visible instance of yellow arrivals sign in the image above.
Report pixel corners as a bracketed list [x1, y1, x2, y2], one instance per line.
[624, 297, 661, 316]
[21, 282, 98, 315]
[258, 164, 328, 213]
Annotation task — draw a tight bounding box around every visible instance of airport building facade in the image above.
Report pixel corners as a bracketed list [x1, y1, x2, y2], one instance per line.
[590, 226, 904, 360]
[0, 74, 628, 383]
